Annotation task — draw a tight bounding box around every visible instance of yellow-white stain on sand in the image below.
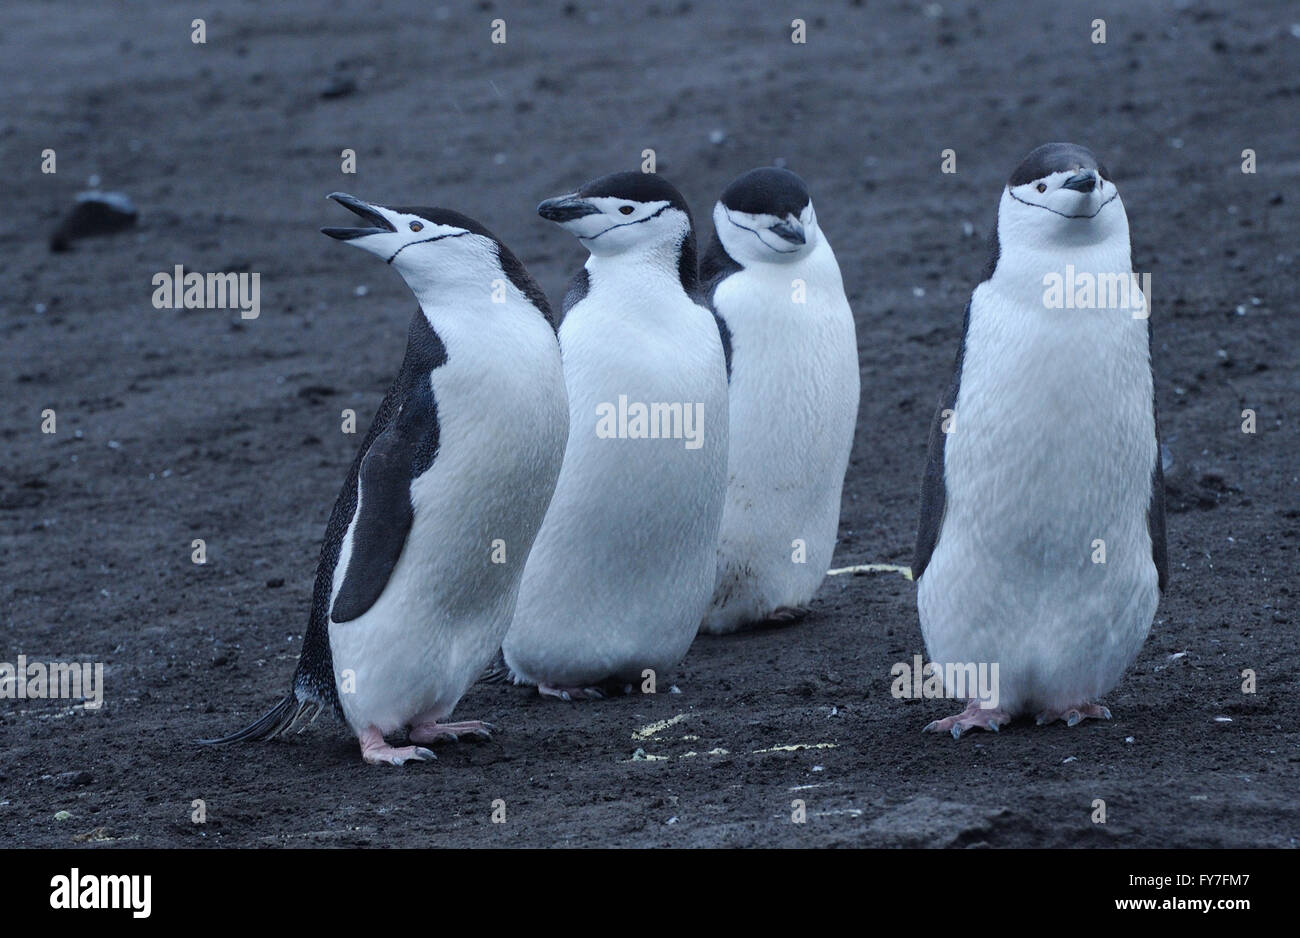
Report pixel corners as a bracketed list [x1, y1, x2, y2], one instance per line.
[631, 713, 686, 740]
[826, 563, 913, 581]
[753, 743, 838, 754]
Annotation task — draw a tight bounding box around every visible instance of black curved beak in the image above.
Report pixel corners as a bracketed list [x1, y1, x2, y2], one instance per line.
[770, 219, 806, 245]
[321, 192, 397, 240]
[1061, 171, 1097, 193]
[537, 195, 600, 222]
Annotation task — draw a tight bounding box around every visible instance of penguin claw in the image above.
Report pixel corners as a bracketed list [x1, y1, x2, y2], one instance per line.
[765, 605, 810, 625]
[1035, 703, 1112, 727]
[362, 744, 438, 766]
[359, 726, 440, 765]
[922, 701, 1012, 738]
[539, 683, 607, 702]
[409, 720, 496, 745]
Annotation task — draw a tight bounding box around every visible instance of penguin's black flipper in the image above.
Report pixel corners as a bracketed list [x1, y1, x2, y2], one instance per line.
[1146, 316, 1169, 593]
[330, 375, 440, 624]
[476, 648, 515, 685]
[913, 300, 970, 581]
[197, 692, 324, 745]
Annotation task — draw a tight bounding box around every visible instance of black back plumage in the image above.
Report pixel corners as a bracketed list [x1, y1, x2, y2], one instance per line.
[201, 310, 449, 744]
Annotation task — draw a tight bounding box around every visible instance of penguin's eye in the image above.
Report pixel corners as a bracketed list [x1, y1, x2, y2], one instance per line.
[409, 221, 423, 232]
[1036, 183, 1047, 193]
[619, 205, 634, 215]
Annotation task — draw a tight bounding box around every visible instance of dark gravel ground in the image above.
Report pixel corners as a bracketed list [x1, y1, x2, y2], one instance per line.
[2, 0, 1296, 848]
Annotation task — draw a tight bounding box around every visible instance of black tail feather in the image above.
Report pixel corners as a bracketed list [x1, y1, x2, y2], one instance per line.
[198, 692, 324, 745]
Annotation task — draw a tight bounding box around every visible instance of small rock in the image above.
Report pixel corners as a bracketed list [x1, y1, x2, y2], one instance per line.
[321, 76, 357, 99]
[49, 191, 138, 252]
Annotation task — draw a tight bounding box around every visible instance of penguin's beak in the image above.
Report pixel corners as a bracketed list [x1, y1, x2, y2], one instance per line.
[537, 195, 601, 222]
[1061, 171, 1097, 193]
[322, 192, 398, 240]
[770, 219, 806, 245]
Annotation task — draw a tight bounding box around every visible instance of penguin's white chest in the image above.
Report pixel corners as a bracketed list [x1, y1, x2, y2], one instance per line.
[918, 284, 1159, 713]
[506, 271, 729, 686]
[705, 252, 860, 632]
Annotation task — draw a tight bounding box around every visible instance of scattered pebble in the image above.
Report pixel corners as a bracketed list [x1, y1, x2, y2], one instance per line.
[320, 76, 357, 99]
[708, 128, 727, 145]
[1214, 716, 1233, 723]
[1125, 736, 1136, 744]
[49, 191, 138, 252]
[54, 810, 72, 821]
[353, 285, 369, 297]
[912, 286, 925, 297]
[1062, 756, 1077, 764]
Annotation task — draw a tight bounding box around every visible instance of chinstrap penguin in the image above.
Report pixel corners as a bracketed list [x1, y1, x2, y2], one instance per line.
[202, 193, 568, 764]
[501, 171, 729, 699]
[698, 167, 859, 634]
[913, 143, 1168, 737]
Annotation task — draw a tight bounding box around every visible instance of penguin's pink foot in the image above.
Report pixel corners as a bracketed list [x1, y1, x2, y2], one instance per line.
[409, 720, 495, 744]
[358, 726, 436, 766]
[923, 699, 1012, 739]
[1035, 703, 1112, 727]
[539, 683, 607, 702]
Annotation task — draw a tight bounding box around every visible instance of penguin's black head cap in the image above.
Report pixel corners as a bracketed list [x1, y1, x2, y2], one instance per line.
[719, 167, 811, 220]
[537, 172, 699, 292]
[1003, 143, 1120, 222]
[1008, 142, 1110, 188]
[709, 167, 820, 267]
[321, 193, 553, 322]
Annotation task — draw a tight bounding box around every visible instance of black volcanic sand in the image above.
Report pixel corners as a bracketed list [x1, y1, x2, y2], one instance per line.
[2, 0, 1296, 848]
